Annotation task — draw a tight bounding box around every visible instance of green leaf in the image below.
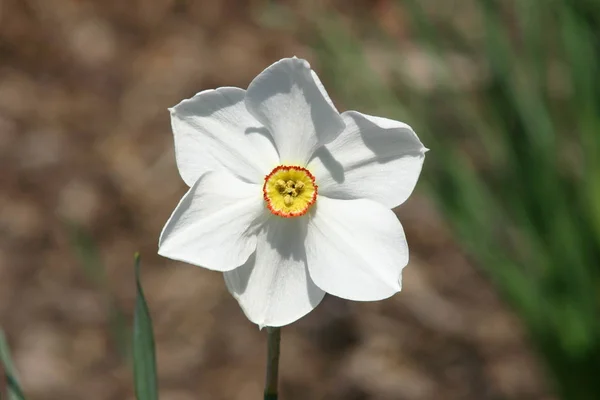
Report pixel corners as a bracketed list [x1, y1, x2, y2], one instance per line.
[0, 329, 26, 400]
[132, 253, 158, 400]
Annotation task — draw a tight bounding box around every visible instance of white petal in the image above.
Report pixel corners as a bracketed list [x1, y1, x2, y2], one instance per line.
[308, 111, 427, 209]
[170, 87, 279, 186]
[159, 171, 266, 271]
[245, 57, 345, 165]
[224, 217, 325, 327]
[305, 197, 408, 301]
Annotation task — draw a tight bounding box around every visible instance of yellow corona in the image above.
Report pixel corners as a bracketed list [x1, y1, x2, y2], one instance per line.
[263, 165, 318, 217]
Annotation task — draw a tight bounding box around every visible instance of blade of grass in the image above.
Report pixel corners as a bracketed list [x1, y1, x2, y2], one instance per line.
[558, 1, 600, 249]
[132, 253, 158, 400]
[66, 222, 130, 358]
[0, 330, 26, 400]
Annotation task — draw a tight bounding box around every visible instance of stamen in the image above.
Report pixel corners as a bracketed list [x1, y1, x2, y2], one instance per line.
[263, 165, 318, 218]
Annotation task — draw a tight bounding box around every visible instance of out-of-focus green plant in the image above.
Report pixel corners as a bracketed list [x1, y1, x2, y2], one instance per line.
[66, 222, 130, 358]
[261, 0, 600, 398]
[0, 329, 26, 400]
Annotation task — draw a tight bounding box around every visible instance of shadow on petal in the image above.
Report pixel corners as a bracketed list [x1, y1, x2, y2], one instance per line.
[224, 252, 255, 295]
[264, 216, 308, 262]
[305, 262, 325, 307]
[244, 126, 278, 159]
[311, 146, 345, 183]
[348, 112, 425, 161]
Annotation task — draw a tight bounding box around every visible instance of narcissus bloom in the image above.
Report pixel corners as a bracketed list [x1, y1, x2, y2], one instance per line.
[159, 57, 427, 327]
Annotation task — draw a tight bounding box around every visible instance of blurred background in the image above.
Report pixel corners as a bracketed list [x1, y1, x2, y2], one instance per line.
[1, 0, 599, 399]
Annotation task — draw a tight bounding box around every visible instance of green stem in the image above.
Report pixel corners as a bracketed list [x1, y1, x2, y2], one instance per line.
[264, 327, 281, 400]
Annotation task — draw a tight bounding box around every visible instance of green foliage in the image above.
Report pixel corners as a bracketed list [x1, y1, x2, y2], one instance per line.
[0, 329, 26, 400]
[132, 253, 159, 400]
[295, 0, 600, 398]
[68, 228, 159, 398]
[67, 222, 130, 358]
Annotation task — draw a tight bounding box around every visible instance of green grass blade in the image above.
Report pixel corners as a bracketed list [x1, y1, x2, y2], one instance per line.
[0, 330, 26, 400]
[132, 253, 158, 400]
[66, 222, 130, 358]
[65, 221, 107, 286]
[5, 376, 26, 400]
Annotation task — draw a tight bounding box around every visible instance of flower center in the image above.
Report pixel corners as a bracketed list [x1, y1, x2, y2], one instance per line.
[263, 165, 318, 218]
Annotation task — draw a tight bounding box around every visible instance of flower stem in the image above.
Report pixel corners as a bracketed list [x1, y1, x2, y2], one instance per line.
[264, 326, 281, 400]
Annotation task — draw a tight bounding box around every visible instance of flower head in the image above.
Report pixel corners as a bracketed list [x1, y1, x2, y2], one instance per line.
[159, 57, 427, 327]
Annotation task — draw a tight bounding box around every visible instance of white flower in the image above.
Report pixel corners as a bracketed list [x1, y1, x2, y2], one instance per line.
[159, 57, 427, 327]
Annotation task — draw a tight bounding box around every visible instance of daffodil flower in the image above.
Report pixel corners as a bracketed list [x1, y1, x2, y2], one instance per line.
[159, 57, 427, 327]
